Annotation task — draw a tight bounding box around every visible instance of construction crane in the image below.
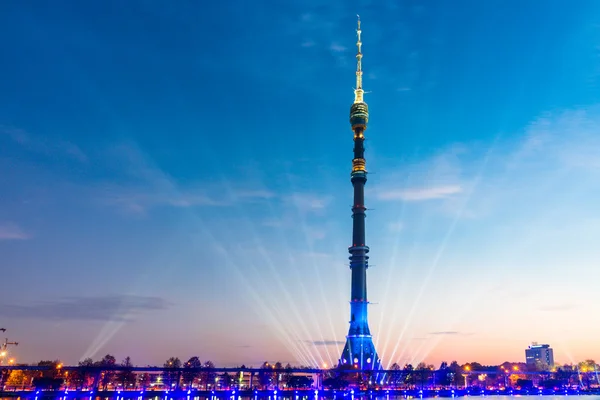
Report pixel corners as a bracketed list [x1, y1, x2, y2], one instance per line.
[2, 338, 18, 349]
[0, 338, 18, 365]
[1, 338, 18, 357]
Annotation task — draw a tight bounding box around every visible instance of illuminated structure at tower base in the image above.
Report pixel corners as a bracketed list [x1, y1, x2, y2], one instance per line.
[338, 16, 381, 371]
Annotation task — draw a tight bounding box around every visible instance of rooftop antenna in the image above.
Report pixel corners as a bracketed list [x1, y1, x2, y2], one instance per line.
[353, 14, 364, 104]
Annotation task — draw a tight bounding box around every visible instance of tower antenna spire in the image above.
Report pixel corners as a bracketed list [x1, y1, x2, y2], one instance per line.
[354, 14, 364, 104]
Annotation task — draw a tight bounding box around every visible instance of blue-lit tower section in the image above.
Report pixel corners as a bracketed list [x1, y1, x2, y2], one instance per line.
[339, 17, 382, 371]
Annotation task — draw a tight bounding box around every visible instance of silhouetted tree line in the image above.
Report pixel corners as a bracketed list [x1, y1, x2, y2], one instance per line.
[1, 357, 598, 391]
[0, 356, 315, 391]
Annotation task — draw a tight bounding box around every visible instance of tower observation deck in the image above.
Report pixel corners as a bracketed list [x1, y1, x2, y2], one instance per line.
[338, 16, 382, 371]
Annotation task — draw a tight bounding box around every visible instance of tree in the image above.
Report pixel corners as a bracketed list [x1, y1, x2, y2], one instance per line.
[201, 361, 216, 389]
[70, 358, 95, 390]
[389, 363, 402, 387]
[465, 362, 483, 371]
[163, 357, 181, 389]
[37, 360, 61, 379]
[449, 361, 462, 387]
[34, 361, 64, 390]
[220, 372, 233, 389]
[282, 363, 293, 387]
[138, 373, 152, 389]
[438, 361, 452, 387]
[6, 370, 27, 388]
[183, 356, 202, 388]
[258, 362, 272, 389]
[96, 354, 117, 390]
[415, 362, 431, 389]
[403, 364, 415, 386]
[273, 362, 283, 388]
[116, 357, 136, 389]
[324, 366, 349, 390]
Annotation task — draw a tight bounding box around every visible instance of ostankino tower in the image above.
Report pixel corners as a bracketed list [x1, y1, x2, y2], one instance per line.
[338, 16, 382, 371]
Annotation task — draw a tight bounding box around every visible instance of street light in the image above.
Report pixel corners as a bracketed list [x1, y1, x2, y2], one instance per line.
[478, 373, 487, 389]
[463, 366, 471, 389]
[502, 368, 510, 388]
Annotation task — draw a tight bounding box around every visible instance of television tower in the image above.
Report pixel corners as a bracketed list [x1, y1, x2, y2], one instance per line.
[339, 16, 381, 371]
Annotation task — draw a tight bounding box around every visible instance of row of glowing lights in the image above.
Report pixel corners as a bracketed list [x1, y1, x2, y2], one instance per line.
[41, 389, 378, 397]
[5, 361, 590, 372]
[32, 387, 582, 400]
[38, 389, 345, 396]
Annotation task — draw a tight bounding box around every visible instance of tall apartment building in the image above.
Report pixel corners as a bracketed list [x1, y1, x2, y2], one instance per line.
[525, 342, 554, 368]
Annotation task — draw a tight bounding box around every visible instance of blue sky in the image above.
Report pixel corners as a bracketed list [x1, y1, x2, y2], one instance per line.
[1, 0, 599, 367]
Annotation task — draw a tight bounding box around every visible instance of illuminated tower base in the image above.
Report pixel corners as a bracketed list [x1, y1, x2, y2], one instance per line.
[340, 337, 381, 370]
[339, 295, 382, 369]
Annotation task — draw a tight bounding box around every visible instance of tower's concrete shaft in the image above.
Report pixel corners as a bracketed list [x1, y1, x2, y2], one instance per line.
[339, 16, 381, 371]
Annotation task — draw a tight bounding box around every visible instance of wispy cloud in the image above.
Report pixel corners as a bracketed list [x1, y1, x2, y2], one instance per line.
[538, 303, 578, 312]
[373, 144, 466, 210]
[234, 190, 276, 200]
[300, 13, 313, 22]
[285, 192, 332, 213]
[370, 104, 600, 240]
[95, 143, 277, 215]
[0, 295, 170, 322]
[388, 222, 404, 232]
[329, 43, 347, 53]
[95, 144, 335, 219]
[305, 226, 327, 242]
[378, 185, 462, 201]
[306, 340, 344, 346]
[262, 218, 288, 228]
[99, 185, 277, 216]
[428, 331, 473, 336]
[304, 251, 333, 260]
[0, 223, 30, 240]
[99, 185, 230, 215]
[0, 125, 87, 162]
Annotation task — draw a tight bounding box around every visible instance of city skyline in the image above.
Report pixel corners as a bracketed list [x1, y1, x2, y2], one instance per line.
[1, 0, 600, 367]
